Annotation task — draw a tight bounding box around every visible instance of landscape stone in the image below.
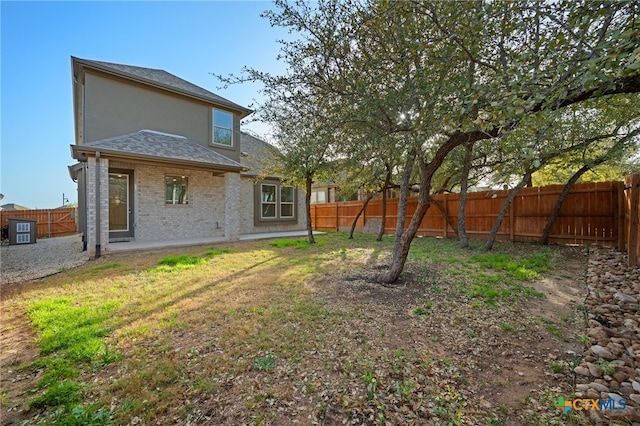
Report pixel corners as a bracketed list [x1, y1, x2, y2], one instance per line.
[614, 293, 637, 303]
[586, 362, 604, 378]
[589, 382, 609, 392]
[591, 345, 615, 360]
[576, 248, 640, 413]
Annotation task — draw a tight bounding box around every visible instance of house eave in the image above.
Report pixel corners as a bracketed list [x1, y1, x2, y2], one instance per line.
[71, 56, 253, 118]
[71, 145, 246, 173]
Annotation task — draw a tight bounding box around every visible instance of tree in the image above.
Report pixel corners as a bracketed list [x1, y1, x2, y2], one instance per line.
[255, 95, 337, 244]
[539, 97, 640, 244]
[236, 0, 640, 282]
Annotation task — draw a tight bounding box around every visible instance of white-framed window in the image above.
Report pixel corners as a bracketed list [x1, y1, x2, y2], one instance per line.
[281, 186, 294, 218]
[310, 190, 326, 204]
[256, 181, 297, 224]
[16, 222, 30, 232]
[165, 176, 189, 205]
[17, 233, 30, 244]
[261, 184, 277, 218]
[212, 109, 233, 146]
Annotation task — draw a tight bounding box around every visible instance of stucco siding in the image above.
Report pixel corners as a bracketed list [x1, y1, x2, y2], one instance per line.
[84, 73, 208, 145]
[134, 165, 225, 242]
[238, 177, 306, 235]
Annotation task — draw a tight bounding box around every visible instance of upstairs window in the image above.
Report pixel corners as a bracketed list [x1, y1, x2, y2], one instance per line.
[212, 109, 233, 147]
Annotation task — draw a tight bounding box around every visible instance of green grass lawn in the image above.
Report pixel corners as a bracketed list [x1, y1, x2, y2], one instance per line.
[1, 232, 585, 425]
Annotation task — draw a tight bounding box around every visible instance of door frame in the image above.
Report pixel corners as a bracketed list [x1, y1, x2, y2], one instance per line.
[108, 169, 134, 240]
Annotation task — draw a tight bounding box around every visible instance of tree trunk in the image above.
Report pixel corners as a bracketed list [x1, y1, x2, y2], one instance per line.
[381, 159, 431, 283]
[377, 167, 392, 241]
[349, 194, 373, 239]
[377, 188, 387, 241]
[305, 175, 316, 244]
[483, 170, 533, 251]
[458, 142, 474, 248]
[540, 161, 604, 244]
[393, 148, 417, 241]
[380, 129, 504, 284]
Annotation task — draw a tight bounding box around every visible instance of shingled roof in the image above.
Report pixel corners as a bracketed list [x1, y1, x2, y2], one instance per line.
[72, 57, 252, 118]
[71, 130, 245, 172]
[239, 133, 283, 177]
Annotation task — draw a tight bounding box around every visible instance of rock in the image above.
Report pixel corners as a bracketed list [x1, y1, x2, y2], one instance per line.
[590, 410, 606, 424]
[589, 382, 610, 392]
[614, 293, 638, 303]
[586, 388, 600, 399]
[607, 392, 626, 404]
[602, 304, 622, 311]
[575, 365, 591, 376]
[591, 345, 616, 361]
[607, 408, 640, 423]
[580, 247, 640, 414]
[587, 362, 604, 378]
[589, 410, 607, 425]
[613, 371, 630, 383]
[618, 386, 635, 396]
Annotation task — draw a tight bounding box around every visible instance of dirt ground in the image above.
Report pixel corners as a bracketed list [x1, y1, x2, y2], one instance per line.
[0, 243, 589, 425]
[307, 246, 588, 424]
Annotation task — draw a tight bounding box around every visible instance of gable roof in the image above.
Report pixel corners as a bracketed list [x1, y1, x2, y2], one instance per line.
[71, 130, 245, 172]
[239, 133, 283, 177]
[72, 57, 252, 118]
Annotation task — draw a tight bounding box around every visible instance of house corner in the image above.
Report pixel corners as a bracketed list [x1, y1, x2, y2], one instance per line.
[224, 172, 241, 241]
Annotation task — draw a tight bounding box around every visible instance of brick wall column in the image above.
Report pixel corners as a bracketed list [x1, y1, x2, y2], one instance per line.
[85, 156, 109, 258]
[224, 172, 240, 241]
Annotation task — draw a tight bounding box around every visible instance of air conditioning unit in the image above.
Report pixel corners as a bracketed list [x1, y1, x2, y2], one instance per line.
[8, 218, 37, 245]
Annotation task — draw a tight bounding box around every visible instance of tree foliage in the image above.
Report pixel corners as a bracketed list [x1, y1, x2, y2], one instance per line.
[232, 0, 640, 283]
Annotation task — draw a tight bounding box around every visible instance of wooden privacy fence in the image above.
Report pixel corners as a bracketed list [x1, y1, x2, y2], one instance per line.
[311, 175, 640, 265]
[620, 172, 640, 266]
[0, 207, 77, 239]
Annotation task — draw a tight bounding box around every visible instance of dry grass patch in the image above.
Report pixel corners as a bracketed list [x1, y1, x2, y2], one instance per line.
[1, 233, 589, 425]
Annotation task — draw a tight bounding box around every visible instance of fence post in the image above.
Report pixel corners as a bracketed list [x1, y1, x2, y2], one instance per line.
[336, 203, 339, 232]
[629, 173, 640, 266]
[616, 181, 625, 252]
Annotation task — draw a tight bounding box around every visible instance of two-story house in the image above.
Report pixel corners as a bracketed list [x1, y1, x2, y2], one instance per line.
[68, 57, 304, 257]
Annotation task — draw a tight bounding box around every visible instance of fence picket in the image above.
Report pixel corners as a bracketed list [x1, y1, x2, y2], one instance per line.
[311, 177, 639, 266]
[1, 207, 77, 239]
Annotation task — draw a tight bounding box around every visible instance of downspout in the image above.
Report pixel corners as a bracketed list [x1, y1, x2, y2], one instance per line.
[95, 151, 101, 258]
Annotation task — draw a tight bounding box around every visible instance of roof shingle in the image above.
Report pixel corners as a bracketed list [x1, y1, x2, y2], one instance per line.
[77, 130, 245, 171]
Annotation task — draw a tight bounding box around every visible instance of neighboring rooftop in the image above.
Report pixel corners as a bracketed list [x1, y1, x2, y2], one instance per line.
[1, 203, 29, 211]
[239, 132, 282, 177]
[72, 57, 253, 118]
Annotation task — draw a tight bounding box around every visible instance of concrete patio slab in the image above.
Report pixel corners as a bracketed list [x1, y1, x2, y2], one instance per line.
[108, 230, 324, 253]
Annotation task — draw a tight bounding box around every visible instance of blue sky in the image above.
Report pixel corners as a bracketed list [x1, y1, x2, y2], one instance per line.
[1, 1, 288, 208]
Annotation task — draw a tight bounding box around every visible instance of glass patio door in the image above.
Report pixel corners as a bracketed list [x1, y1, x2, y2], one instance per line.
[109, 171, 133, 239]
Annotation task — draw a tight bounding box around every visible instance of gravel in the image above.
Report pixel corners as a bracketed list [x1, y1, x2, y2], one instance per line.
[0, 234, 89, 285]
[576, 246, 640, 423]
